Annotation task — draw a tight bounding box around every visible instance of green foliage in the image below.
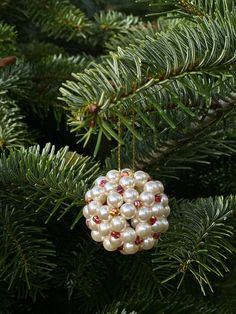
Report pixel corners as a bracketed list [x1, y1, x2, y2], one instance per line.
[0, 204, 56, 300]
[0, 22, 16, 57]
[0, 0, 236, 313]
[152, 196, 235, 295]
[0, 143, 100, 226]
[27, 0, 91, 40]
[61, 10, 236, 151]
[0, 99, 32, 150]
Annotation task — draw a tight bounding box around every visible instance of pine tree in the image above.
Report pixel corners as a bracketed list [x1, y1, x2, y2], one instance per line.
[0, 0, 236, 313]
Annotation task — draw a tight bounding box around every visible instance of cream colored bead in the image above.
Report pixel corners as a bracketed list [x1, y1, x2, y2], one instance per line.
[110, 236, 122, 247]
[151, 218, 169, 233]
[106, 170, 120, 183]
[87, 217, 98, 231]
[111, 216, 127, 231]
[163, 206, 170, 217]
[98, 205, 110, 220]
[155, 181, 164, 193]
[103, 237, 117, 251]
[120, 203, 136, 219]
[94, 176, 107, 186]
[97, 221, 111, 236]
[134, 171, 149, 187]
[139, 192, 155, 206]
[123, 188, 139, 203]
[107, 191, 123, 207]
[151, 203, 165, 217]
[123, 242, 139, 254]
[85, 190, 92, 202]
[104, 181, 118, 193]
[121, 227, 137, 243]
[131, 217, 139, 228]
[88, 200, 102, 215]
[91, 186, 106, 203]
[144, 181, 162, 195]
[161, 194, 169, 206]
[119, 176, 135, 189]
[136, 207, 152, 222]
[136, 222, 152, 237]
[91, 230, 104, 242]
[141, 236, 155, 250]
[82, 205, 90, 218]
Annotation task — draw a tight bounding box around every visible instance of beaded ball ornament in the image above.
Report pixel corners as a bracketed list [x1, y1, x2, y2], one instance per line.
[83, 169, 170, 255]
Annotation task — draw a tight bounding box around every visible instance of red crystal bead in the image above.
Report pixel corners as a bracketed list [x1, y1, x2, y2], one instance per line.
[111, 231, 120, 239]
[150, 216, 157, 225]
[99, 179, 107, 187]
[135, 236, 143, 245]
[155, 195, 162, 203]
[117, 185, 124, 194]
[93, 215, 101, 224]
[153, 233, 160, 240]
[134, 200, 142, 208]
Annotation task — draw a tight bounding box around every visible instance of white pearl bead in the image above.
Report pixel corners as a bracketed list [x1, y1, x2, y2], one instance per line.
[106, 170, 120, 183]
[91, 230, 104, 242]
[87, 217, 98, 231]
[103, 237, 117, 251]
[94, 176, 107, 186]
[111, 216, 127, 231]
[151, 218, 169, 233]
[91, 186, 106, 203]
[139, 192, 155, 206]
[97, 221, 111, 236]
[136, 207, 152, 222]
[155, 181, 164, 193]
[104, 181, 117, 193]
[85, 190, 92, 202]
[123, 188, 139, 203]
[88, 201, 102, 215]
[151, 203, 165, 217]
[123, 242, 139, 254]
[82, 205, 90, 218]
[136, 222, 152, 237]
[110, 236, 122, 247]
[144, 181, 162, 195]
[121, 227, 137, 243]
[134, 170, 149, 187]
[119, 176, 135, 189]
[163, 206, 170, 217]
[120, 203, 136, 219]
[161, 194, 169, 206]
[141, 236, 155, 250]
[98, 205, 110, 220]
[131, 217, 139, 228]
[107, 192, 123, 207]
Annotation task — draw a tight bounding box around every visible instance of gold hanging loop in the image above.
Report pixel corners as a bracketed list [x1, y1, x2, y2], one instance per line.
[132, 110, 136, 171]
[117, 117, 121, 171]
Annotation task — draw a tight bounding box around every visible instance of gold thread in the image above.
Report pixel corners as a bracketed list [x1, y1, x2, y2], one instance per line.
[132, 111, 136, 171]
[117, 117, 121, 170]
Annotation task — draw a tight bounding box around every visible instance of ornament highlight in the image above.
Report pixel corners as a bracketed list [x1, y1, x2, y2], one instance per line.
[83, 169, 170, 255]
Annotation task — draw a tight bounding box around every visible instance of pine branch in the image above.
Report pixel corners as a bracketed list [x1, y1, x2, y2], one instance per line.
[0, 22, 16, 57]
[0, 99, 33, 150]
[27, 0, 91, 40]
[0, 143, 100, 226]
[152, 196, 236, 295]
[0, 204, 56, 300]
[60, 10, 236, 149]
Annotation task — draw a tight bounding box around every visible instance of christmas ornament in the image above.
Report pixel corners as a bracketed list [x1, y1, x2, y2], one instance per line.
[83, 169, 170, 255]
